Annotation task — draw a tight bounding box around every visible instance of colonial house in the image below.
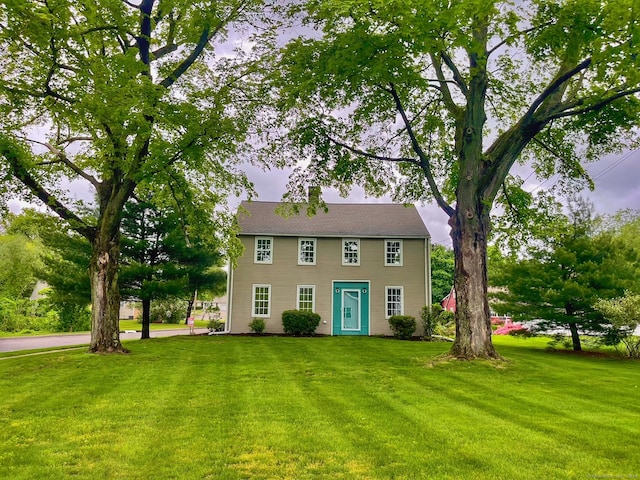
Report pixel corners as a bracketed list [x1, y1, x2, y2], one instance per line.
[226, 201, 432, 336]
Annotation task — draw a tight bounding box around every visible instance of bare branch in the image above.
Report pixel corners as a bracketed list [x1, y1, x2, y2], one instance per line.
[440, 51, 468, 96]
[159, 25, 213, 89]
[0, 140, 94, 239]
[429, 53, 464, 116]
[544, 86, 640, 121]
[152, 43, 178, 59]
[43, 142, 100, 188]
[524, 58, 592, 122]
[387, 83, 455, 216]
[323, 132, 420, 165]
[487, 21, 555, 56]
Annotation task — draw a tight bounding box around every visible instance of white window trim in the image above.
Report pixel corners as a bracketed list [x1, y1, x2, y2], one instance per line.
[296, 285, 316, 312]
[252, 284, 271, 318]
[342, 238, 361, 266]
[297, 238, 317, 265]
[384, 239, 404, 266]
[254, 236, 273, 264]
[385, 286, 404, 319]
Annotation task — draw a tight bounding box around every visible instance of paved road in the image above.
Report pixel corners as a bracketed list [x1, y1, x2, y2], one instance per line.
[0, 328, 209, 353]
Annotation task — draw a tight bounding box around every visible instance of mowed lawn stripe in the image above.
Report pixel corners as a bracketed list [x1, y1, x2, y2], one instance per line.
[1, 336, 639, 479]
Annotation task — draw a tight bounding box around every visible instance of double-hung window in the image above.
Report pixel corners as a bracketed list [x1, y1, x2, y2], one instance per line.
[298, 238, 316, 265]
[252, 284, 271, 317]
[385, 286, 404, 318]
[342, 239, 360, 266]
[297, 285, 315, 312]
[254, 237, 273, 264]
[385, 239, 403, 266]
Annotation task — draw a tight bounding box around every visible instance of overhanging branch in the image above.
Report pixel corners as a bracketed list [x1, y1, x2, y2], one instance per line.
[387, 83, 454, 216]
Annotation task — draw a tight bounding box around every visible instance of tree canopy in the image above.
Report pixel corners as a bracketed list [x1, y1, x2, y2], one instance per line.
[0, 0, 272, 352]
[267, 0, 640, 358]
[490, 201, 640, 351]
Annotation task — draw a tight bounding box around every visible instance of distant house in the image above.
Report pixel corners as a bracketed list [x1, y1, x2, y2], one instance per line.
[441, 286, 511, 325]
[227, 201, 432, 336]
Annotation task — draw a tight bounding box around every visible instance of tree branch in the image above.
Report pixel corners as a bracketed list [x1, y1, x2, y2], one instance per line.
[429, 53, 464, 116]
[524, 57, 592, 122]
[487, 21, 555, 56]
[544, 86, 640, 121]
[323, 132, 420, 165]
[43, 142, 101, 188]
[159, 25, 212, 89]
[440, 51, 468, 96]
[0, 138, 94, 239]
[387, 83, 454, 216]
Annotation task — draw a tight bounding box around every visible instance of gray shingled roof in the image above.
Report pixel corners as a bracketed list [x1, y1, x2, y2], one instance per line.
[237, 201, 431, 238]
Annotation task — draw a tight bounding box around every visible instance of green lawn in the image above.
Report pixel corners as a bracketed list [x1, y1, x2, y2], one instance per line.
[1, 336, 638, 479]
[0, 319, 210, 338]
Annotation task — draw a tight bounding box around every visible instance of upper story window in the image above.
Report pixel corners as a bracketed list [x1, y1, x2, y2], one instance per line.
[385, 239, 403, 266]
[342, 239, 360, 266]
[298, 238, 317, 265]
[254, 237, 273, 264]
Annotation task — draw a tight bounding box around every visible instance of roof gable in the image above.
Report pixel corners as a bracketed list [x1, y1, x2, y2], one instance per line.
[237, 201, 431, 238]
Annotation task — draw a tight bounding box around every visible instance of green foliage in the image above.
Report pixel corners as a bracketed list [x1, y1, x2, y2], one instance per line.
[269, 0, 640, 358]
[421, 304, 456, 341]
[431, 245, 454, 304]
[491, 204, 640, 350]
[207, 319, 225, 333]
[0, 233, 43, 298]
[150, 299, 185, 324]
[594, 292, 640, 358]
[388, 315, 416, 340]
[281, 310, 321, 336]
[248, 318, 266, 334]
[0, 1, 269, 350]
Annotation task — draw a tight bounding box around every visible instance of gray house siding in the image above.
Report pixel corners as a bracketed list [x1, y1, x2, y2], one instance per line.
[229, 235, 430, 335]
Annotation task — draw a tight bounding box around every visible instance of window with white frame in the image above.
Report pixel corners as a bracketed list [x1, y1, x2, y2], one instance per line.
[297, 285, 315, 312]
[254, 237, 273, 264]
[298, 238, 317, 265]
[385, 239, 403, 266]
[252, 284, 271, 317]
[342, 239, 360, 265]
[385, 286, 404, 318]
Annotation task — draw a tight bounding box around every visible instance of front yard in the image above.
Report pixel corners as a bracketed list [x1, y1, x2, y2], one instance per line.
[1, 336, 638, 479]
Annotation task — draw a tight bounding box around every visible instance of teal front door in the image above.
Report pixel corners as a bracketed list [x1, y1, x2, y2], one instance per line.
[333, 282, 369, 335]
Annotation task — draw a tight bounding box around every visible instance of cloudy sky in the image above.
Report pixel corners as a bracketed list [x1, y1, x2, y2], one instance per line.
[239, 147, 640, 248]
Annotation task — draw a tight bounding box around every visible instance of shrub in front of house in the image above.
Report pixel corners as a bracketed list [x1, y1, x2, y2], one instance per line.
[249, 318, 266, 334]
[282, 310, 321, 335]
[388, 315, 417, 340]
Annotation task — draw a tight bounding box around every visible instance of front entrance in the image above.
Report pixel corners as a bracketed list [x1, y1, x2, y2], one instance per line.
[332, 282, 369, 335]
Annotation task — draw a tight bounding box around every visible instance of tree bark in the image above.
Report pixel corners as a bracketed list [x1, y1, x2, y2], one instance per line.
[88, 229, 127, 353]
[184, 290, 196, 325]
[141, 297, 151, 340]
[448, 205, 501, 360]
[568, 322, 582, 351]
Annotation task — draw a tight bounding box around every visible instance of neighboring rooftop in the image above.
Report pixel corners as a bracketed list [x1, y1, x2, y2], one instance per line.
[237, 201, 431, 238]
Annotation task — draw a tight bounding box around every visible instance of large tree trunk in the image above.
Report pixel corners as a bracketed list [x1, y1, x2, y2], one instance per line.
[141, 297, 151, 340]
[448, 205, 501, 360]
[88, 217, 127, 353]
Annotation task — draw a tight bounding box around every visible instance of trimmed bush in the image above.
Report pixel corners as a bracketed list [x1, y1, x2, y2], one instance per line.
[282, 310, 321, 336]
[388, 315, 416, 340]
[248, 318, 266, 334]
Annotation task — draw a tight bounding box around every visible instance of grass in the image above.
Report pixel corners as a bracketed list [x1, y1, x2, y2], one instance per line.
[0, 319, 210, 338]
[1, 336, 638, 479]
